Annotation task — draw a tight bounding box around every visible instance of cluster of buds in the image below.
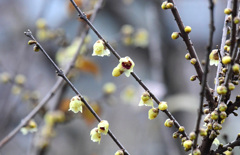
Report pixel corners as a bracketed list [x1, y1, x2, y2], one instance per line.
[90, 120, 109, 143]
[161, 1, 174, 10]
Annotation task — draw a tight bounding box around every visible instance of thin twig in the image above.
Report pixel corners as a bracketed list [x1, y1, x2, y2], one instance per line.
[167, 0, 215, 110]
[69, 0, 189, 139]
[24, 30, 130, 155]
[213, 138, 240, 154]
[214, 0, 233, 97]
[0, 0, 103, 148]
[192, 0, 215, 151]
[229, 0, 238, 56]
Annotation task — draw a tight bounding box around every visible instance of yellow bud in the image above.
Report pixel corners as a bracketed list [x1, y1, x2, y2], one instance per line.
[161, 1, 168, 10]
[224, 8, 232, 15]
[112, 67, 123, 77]
[222, 56, 231, 65]
[148, 108, 159, 120]
[217, 85, 227, 95]
[179, 126, 185, 132]
[228, 83, 235, 91]
[184, 26, 192, 33]
[234, 17, 240, 24]
[211, 111, 219, 120]
[189, 132, 196, 140]
[166, 3, 174, 9]
[28, 40, 37, 45]
[141, 92, 150, 102]
[164, 119, 174, 127]
[115, 150, 124, 155]
[232, 63, 239, 74]
[199, 128, 207, 136]
[158, 101, 168, 111]
[190, 58, 197, 65]
[193, 149, 201, 155]
[171, 32, 179, 40]
[0, 72, 11, 83]
[33, 45, 40, 52]
[185, 53, 191, 60]
[219, 102, 227, 112]
[183, 140, 193, 150]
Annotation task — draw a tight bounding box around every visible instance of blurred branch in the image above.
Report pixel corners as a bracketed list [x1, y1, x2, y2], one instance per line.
[213, 135, 240, 154]
[69, 0, 189, 139]
[0, 0, 103, 149]
[193, 0, 215, 151]
[24, 29, 130, 155]
[167, 0, 215, 109]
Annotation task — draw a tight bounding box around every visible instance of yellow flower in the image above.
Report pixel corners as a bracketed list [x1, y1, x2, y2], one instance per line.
[69, 96, 84, 113]
[92, 40, 110, 57]
[209, 49, 219, 66]
[97, 120, 109, 135]
[20, 119, 38, 135]
[148, 108, 159, 120]
[90, 127, 101, 143]
[112, 56, 135, 77]
[139, 92, 153, 107]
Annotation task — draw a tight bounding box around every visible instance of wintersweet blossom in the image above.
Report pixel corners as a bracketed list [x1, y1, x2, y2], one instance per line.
[92, 40, 110, 57]
[209, 49, 219, 66]
[139, 92, 154, 107]
[90, 127, 101, 143]
[112, 56, 135, 77]
[97, 120, 109, 135]
[69, 96, 84, 113]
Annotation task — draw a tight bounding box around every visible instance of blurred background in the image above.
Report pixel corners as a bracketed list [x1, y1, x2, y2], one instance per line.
[1, 0, 239, 154]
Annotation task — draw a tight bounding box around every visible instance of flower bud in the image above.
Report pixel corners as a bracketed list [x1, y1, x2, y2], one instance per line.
[185, 53, 191, 60]
[164, 119, 174, 127]
[161, 1, 168, 10]
[209, 49, 219, 66]
[183, 140, 193, 150]
[199, 128, 207, 136]
[190, 58, 196, 65]
[220, 111, 227, 119]
[112, 67, 123, 77]
[190, 75, 197, 81]
[189, 132, 196, 140]
[148, 108, 159, 120]
[179, 126, 185, 132]
[166, 3, 174, 9]
[234, 17, 240, 24]
[173, 132, 179, 139]
[193, 149, 201, 155]
[213, 122, 222, 130]
[232, 63, 239, 74]
[222, 56, 231, 65]
[33, 45, 40, 52]
[228, 83, 235, 91]
[184, 26, 192, 33]
[171, 32, 179, 40]
[224, 8, 232, 15]
[28, 40, 37, 45]
[217, 85, 227, 95]
[20, 119, 38, 135]
[115, 150, 124, 155]
[219, 102, 227, 112]
[211, 111, 219, 120]
[158, 101, 168, 111]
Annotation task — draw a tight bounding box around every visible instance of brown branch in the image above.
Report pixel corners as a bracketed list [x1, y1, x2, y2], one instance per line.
[193, 0, 215, 151]
[167, 0, 215, 110]
[69, 0, 189, 140]
[213, 137, 240, 154]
